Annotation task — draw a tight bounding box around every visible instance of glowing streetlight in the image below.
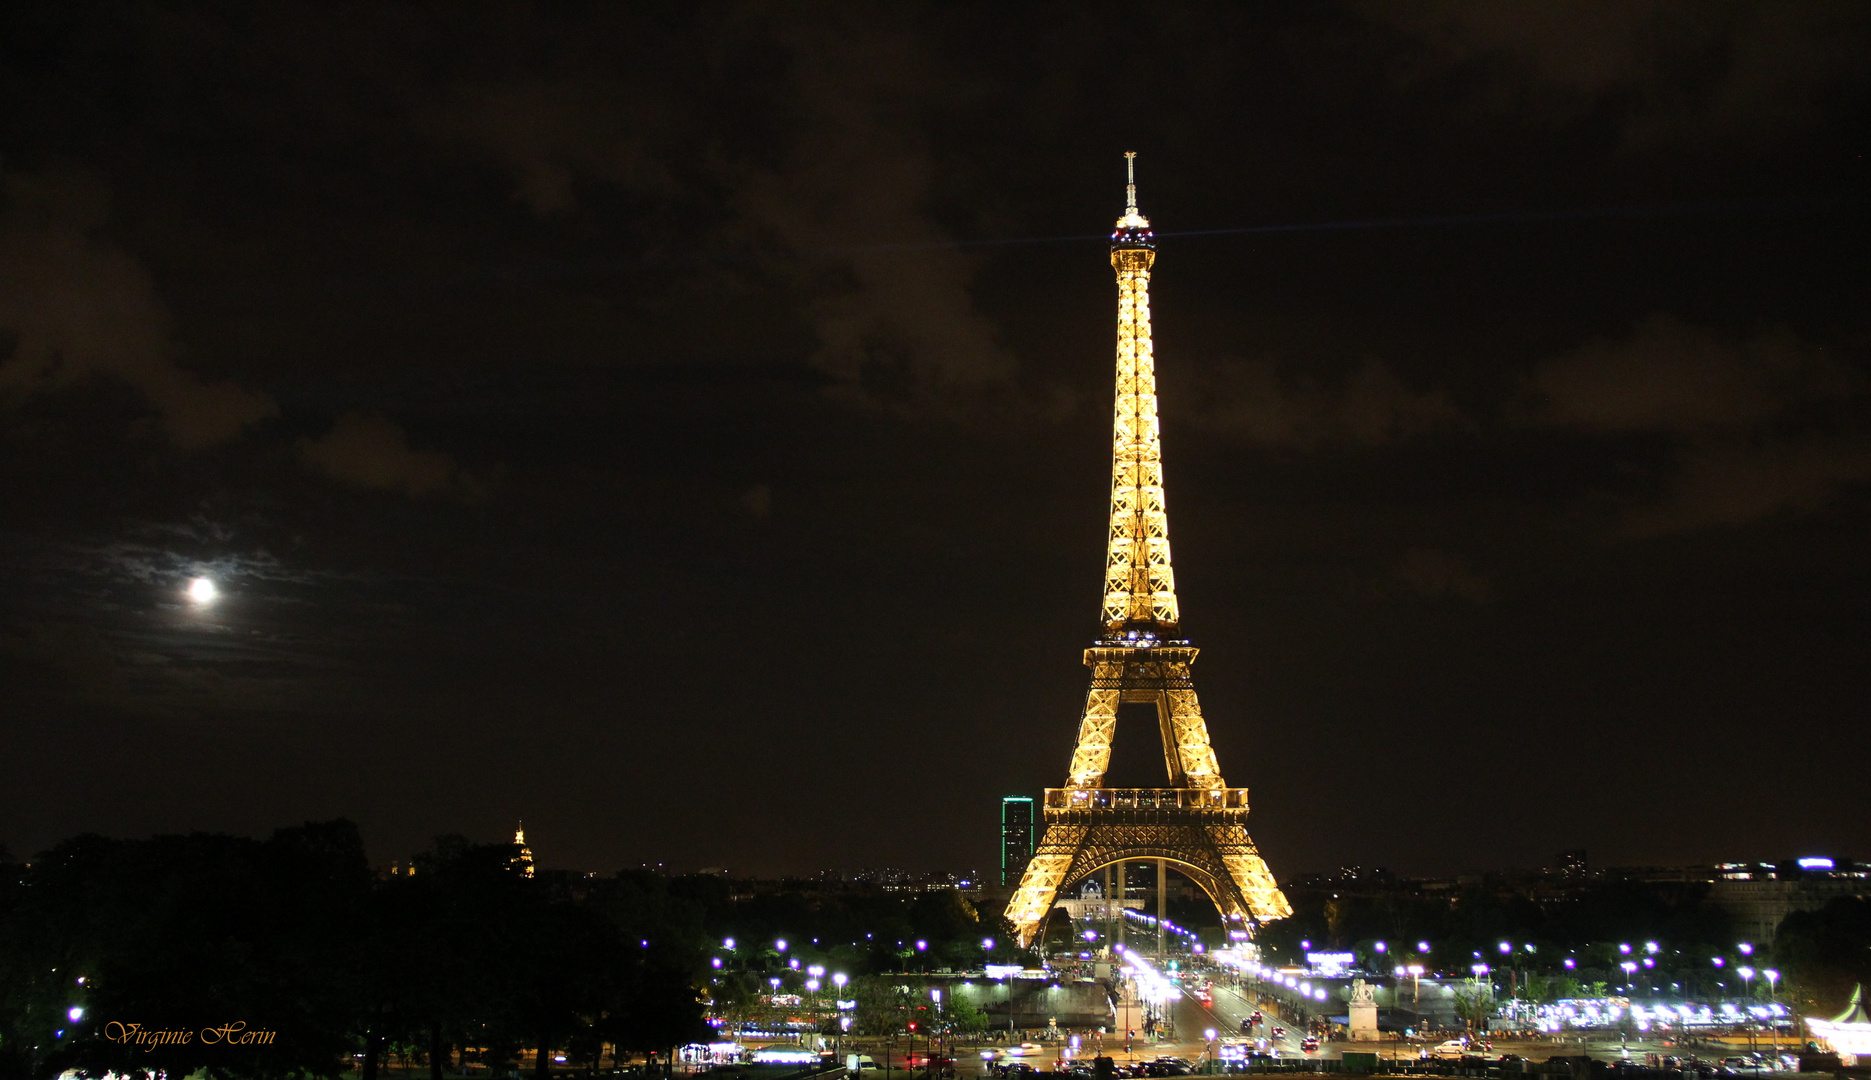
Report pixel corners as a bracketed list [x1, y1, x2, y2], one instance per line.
[1764, 970, 1781, 1056]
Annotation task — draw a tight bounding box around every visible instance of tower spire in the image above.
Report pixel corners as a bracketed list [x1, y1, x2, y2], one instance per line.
[1115, 151, 1151, 234]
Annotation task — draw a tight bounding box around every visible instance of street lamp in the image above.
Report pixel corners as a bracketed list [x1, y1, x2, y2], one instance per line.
[1739, 967, 1756, 1054]
[1764, 969, 1781, 1059]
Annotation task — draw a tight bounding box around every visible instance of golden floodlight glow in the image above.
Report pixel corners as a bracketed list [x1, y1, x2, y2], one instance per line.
[186, 577, 218, 605]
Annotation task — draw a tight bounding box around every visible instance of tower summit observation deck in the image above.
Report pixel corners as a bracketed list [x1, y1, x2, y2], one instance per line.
[1003, 155, 1291, 948]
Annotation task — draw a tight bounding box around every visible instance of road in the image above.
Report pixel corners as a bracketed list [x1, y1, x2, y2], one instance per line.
[956, 961, 1704, 1076]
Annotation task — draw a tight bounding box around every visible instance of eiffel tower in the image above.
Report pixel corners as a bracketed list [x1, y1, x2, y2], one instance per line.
[1004, 154, 1292, 948]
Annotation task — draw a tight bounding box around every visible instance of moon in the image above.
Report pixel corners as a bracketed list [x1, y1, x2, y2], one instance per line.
[187, 577, 218, 605]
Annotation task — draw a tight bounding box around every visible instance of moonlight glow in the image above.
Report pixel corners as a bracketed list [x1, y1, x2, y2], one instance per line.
[187, 577, 218, 605]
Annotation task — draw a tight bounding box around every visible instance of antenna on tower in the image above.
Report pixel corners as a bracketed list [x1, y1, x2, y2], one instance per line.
[1125, 151, 1138, 211]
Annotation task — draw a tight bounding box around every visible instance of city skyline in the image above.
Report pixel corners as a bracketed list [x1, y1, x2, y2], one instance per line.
[2, 4, 1869, 879]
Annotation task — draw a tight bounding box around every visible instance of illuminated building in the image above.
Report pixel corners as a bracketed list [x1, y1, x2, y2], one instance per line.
[1003, 155, 1291, 947]
[1001, 797, 1035, 886]
[512, 821, 535, 878]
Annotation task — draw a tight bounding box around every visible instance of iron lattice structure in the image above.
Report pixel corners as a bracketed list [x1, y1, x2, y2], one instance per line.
[1004, 155, 1292, 947]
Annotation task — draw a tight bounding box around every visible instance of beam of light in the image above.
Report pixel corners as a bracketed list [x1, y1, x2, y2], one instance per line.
[186, 577, 218, 605]
[316, 193, 1866, 296]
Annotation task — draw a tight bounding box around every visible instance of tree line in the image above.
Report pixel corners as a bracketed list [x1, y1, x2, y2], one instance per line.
[0, 822, 1030, 1080]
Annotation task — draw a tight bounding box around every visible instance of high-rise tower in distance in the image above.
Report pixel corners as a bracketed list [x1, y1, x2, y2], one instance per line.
[1001, 796, 1036, 886]
[1003, 154, 1291, 948]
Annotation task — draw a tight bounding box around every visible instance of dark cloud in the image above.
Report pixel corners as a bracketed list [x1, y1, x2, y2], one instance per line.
[1365, 0, 1871, 149]
[737, 483, 773, 519]
[1628, 434, 1871, 536]
[0, 165, 276, 448]
[413, 52, 697, 219]
[729, 11, 1017, 406]
[1531, 313, 1857, 433]
[1394, 548, 1493, 604]
[1530, 314, 1869, 533]
[298, 411, 462, 497]
[1187, 356, 1457, 447]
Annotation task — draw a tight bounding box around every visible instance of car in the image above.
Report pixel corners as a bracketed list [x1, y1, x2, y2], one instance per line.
[1007, 1044, 1044, 1058]
[1426, 1040, 1470, 1061]
[1300, 1038, 1319, 1053]
[1249, 1011, 1263, 1025]
[1270, 1027, 1285, 1040]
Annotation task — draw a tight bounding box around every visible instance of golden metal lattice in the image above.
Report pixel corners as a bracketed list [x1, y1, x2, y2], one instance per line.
[1004, 155, 1291, 947]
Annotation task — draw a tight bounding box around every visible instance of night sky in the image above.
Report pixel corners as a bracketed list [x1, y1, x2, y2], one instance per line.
[2, 3, 1868, 880]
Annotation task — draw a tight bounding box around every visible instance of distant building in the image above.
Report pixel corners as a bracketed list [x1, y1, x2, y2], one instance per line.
[512, 821, 534, 878]
[1707, 858, 1870, 941]
[1557, 848, 1588, 877]
[1001, 796, 1035, 886]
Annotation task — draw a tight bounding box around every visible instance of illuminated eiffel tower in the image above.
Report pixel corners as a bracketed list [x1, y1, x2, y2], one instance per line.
[1004, 154, 1292, 948]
